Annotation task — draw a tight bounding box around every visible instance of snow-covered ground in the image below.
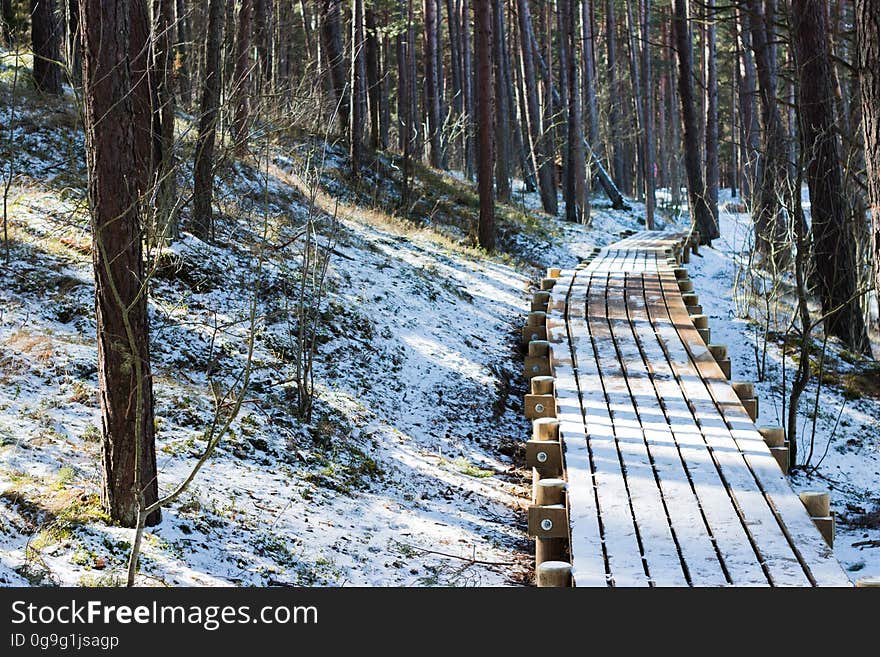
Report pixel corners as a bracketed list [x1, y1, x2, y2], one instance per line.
[686, 190, 880, 581]
[2, 48, 878, 586]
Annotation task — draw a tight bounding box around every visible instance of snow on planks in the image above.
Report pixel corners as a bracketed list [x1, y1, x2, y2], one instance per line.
[548, 231, 850, 587]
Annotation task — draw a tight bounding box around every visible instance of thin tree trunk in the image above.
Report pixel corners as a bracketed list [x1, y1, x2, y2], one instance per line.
[492, 0, 510, 200]
[80, 0, 160, 528]
[192, 0, 224, 241]
[423, 0, 443, 167]
[461, 0, 475, 179]
[232, 0, 253, 153]
[475, 0, 495, 251]
[321, 0, 349, 132]
[1, 0, 13, 44]
[175, 0, 192, 106]
[350, 0, 366, 174]
[31, 0, 62, 94]
[746, 0, 789, 264]
[517, 0, 557, 214]
[704, 0, 718, 237]
[606, 0, 625, 186]
[365, 4, 381, 149]
[672, 0, 714, 243]
[155, 0, 177, 242]
[562, 0, 585, 223]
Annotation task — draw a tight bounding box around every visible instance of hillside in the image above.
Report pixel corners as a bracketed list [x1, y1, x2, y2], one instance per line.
[2, 50, 880, 587]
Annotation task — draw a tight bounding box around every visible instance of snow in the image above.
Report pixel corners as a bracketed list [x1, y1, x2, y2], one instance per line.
[2, 45, 878, 584]
[686, 189, 880, 582]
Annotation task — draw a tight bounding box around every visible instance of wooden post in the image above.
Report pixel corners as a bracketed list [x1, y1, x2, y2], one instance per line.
[532, 417, 560, 441]
[531, 291, 551, 311]
[799, 491, 834, 548]
[547, 267, 562, 279]
[673, 267, 689, 280]
[732, 381, 758, 421]
[541, 278, 557, 290]
[855, 577, 880, 587]
[708, 344, 731, 379]
[536, 560, 572, 587]
[799, 491, 830, 517]
[531, 376, 555, 395]
[677, 278, 694, 293]
[758, 426, 785, 447]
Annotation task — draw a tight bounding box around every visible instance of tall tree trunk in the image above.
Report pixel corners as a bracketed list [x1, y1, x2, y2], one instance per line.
[672, 0, 714, 243]
[605, 0, 625, 186]
[562, 0, 586, 223]
[365, 4, 381, 149]
[516, 0, 557, 214]
[638, 0, 656, 229]
[350, 0, 366, 174]
[793, 0, 870, 353]
[232, 0, 253, 152]
[321, 0, 349, 132]
[175, 0, 192, 106]
[492, 0, 510, 200]
[397, 0, 412, 208]
[31, 0, 62, 94]
[80, 0, 160, 528]
[582, 0, 600, 150]
[855, 0, 880, 348]
[155, 0, 178, 242]
[736, 5, 760, 207]
[704, 0, 718, 237]
[461, 0, 475, 179]
[746, 0, 789, 264]
[1, 0, 13, 44]
[192, 0, 224, 241]
[253, 0, 270, 87]
[423, 0, 443, 167]
[475, 0, 495, 251]
[65, 0, 81, 82]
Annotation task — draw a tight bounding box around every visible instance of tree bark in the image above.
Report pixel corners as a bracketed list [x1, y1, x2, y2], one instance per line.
[672, 0, 714, 243]
[492, 0, 511, 200]
[793, 0, 870, 353]
[423, 0, 443, 167]
[80, 0, 160, 528]
[474, 0, 494, 251]
[192, 0, 224, 241]
[321, 0, 349, 132]
[605, 0, 625, 187]
[1, 0, 13, 44]
[562, 0, 586, 223]
[856, 0, 880, 349]
[365, 4, 381, 149]
[704, 0, 718, 238]
[516, 0, 557, 214]
[155, 0, 178, 242]
[637, 0, 656, 229]
[350, 0, 366, 174]
[232, 0, 253, 152]
[31, 0, 62, 94]
[745, 0, 789, 264]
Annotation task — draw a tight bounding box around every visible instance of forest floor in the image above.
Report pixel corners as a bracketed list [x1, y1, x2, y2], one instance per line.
[1, 50, 879, 586]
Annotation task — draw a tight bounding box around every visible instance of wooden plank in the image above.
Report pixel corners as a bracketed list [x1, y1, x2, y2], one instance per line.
[545, 268, 608, 586]
[632, 272, 771, 586]
[588, 260, 688, 585]
[611, 270, 732, 586]
[658, 271, 852, 587]
[568, 251, 651, 586]
[653, 271, 812, 586]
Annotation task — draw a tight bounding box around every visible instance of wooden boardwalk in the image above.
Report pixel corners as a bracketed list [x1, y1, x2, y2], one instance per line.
[525, 231, 850, 587]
